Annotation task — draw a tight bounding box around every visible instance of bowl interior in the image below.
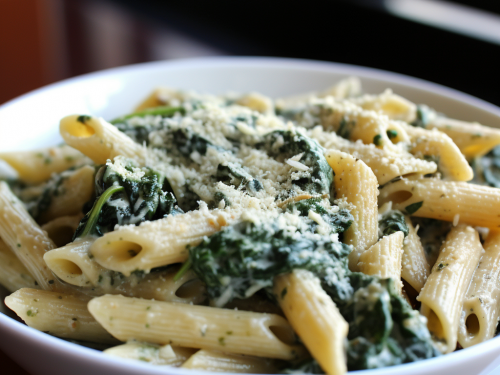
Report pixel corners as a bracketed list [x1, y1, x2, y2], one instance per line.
[1, 57, 500, 375]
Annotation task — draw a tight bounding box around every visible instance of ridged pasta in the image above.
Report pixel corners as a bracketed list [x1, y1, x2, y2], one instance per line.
[379, 178, 500, 229]
[88, 295, 305, 360]
[418, 225, 483, 353]
[274, 270, 348, 375]
[325, 150, 378, 270]
[5, 288, 117, 343]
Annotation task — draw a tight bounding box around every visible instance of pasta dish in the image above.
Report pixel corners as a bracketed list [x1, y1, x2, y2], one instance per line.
[1, 77, 500, 374]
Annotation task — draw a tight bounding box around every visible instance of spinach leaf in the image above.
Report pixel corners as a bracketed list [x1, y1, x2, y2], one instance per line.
[405, 201, 423, 215]
[258, 130, 333, 197]
[73, 158, 182, 239]
[378, 210, 409, 238]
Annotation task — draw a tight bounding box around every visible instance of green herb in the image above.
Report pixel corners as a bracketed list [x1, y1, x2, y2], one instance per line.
[26, 309, 37, 317]
[373, 134, 382, 146]
[110, 106, 185, 124]
[411, 105, 432, 128]
[281, 287, 288, 299]
[17, 244, 21, 248]
[218, 337, 226, 346]
[386, 130, 398, 139]
[405, 201, 424, 215]
[437, 263, 448, 271]
[337, 117, 355, 139]
[145, 324, 150, 328]
[77, 115, 91, 124]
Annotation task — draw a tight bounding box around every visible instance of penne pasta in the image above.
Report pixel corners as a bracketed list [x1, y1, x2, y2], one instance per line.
[418, 225, 484, 353]
[401, 216, 430, 293]
[59, 114, 149, 164]
[5, 288, 117, 344]
[90, 205, 243, 275]
[104, 341, 195, 366]
[181, 350, 278, 373]
[0, 145, 91, 184]
[458, 231, 500, 348]
[0, 239, 38, 292]
[88, 295, 305, 360]
[358, 231, 404, 294]
[325, 150, 378, 270]
[379, 178, 500, 229]
[0, 182, 70, 292]
[274, 270, 348, 375]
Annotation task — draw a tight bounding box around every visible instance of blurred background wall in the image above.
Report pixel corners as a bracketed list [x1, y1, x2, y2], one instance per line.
[0, 0, 499, 105]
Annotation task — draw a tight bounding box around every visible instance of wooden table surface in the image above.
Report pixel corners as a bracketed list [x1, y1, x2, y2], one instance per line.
[1, 347, 31, 374]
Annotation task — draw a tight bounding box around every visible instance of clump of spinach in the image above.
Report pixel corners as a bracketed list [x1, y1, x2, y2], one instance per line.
[187, 215, 439, 371]
[73, 158, 182, 239]
[378, 210, 409, 238]
[188, 219, 352, 306]
[257, 130, 334, 197]
[286, 197, 353, 236]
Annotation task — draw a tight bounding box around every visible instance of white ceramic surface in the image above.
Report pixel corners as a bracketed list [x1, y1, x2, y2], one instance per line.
[1, 57, 500, 375]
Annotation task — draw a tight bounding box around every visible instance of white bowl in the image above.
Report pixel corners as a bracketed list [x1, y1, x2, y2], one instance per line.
[1, 57, 500, 375]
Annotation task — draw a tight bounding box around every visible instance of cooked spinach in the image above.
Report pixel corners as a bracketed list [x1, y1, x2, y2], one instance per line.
[286, 197, 353, 235]
[188, 219, 352, 306]
[378, 210, 409, 238]
[187, 214, 439, 371]
[257, 130, 333, 197]
[73, 158, 181, 239]
[216, 163, 263, 196]
[405, 201, 424, 215]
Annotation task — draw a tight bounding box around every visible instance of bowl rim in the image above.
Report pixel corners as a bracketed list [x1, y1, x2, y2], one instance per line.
[1, 55, 500, 374]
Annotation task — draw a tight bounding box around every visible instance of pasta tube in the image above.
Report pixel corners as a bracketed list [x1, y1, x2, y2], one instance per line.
[0, 145, 90, 184]
[418, 225, 483, 353]
[401, 123, 473, 181]
[401, 216, 430, 293]
[378, 178, 500, 229]
[427, 117, 500, 159]
[0, 239, 38, 292]
[104, 341, 195, 366]
[5, 288, 117, 344]
[458, 231, 500, 348]
[88, 295, 305, 360]
[59, 115, 148, 164]
[90, 205, 242, 275]
[182, 350, 278, 373]
[325, 150, 378, 270]
[309, 127, 437, 185]
[274, 270, 348, 375]
[0, 182, 69, 292]
[358, 231, 404, 293]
